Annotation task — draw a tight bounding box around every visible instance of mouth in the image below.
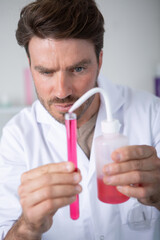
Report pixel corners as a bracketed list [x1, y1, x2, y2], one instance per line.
[54, 103, 74, 112]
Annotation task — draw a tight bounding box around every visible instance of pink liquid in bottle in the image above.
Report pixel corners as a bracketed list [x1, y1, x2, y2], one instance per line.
[95, 133, 130, 204]
[97, 178, 129, 204]
[65, 113, 79, 220]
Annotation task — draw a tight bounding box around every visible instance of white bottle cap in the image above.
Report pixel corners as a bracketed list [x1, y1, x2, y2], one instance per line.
[101, 119, 121, 134]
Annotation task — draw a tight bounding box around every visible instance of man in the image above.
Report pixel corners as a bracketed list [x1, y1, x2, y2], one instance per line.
[0, 0, 160, 239]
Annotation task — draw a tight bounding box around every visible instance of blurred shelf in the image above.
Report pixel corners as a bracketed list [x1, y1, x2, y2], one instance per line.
[0, 106, 26, 114]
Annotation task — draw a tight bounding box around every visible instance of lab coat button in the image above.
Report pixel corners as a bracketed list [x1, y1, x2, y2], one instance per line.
[100, 235, 104, 240]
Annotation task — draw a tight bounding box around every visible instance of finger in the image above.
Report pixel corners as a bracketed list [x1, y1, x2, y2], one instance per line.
[20, 184, 82, 207]
[103, 156, 159, 175]
[24, 195, 76, 223]
[111, 145, 156, 162]
[103, 170, 158, 186]
[19, 172, 82, 196]
[116, 184, 156, 200]
[21, 162, 75, 183]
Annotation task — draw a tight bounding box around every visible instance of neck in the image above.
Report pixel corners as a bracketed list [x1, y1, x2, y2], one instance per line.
[77, 93, 100, 128]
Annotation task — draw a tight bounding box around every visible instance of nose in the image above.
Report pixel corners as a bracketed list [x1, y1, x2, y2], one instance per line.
[54, 71, 72, 99]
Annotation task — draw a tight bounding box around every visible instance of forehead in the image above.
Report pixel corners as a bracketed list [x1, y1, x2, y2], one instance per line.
[28, 37, 96, 65]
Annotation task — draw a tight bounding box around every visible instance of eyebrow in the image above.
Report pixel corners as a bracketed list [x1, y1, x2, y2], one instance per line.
[34, 59, 92, 73]
[34, 66, 54, 73]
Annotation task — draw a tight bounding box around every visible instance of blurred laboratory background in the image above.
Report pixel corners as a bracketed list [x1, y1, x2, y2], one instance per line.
[0, 0, 160, 136]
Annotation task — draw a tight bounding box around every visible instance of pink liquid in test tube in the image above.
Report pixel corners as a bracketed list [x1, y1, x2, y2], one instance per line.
[65, 113, 79, 220]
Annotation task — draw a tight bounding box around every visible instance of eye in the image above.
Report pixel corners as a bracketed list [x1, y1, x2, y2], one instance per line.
[40, 71, 53, 76]
[74, 67, 84, 73]
[44, 71, 52, 75]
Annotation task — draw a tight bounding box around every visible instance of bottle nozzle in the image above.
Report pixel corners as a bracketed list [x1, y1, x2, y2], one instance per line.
[69, 87, 121, 134]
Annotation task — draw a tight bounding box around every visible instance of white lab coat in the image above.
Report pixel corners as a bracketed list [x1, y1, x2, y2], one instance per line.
[0, 77, 160, 240]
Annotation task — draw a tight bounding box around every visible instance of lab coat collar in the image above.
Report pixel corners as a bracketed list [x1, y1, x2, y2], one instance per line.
[35, 100, 65, 129]
[97, 74, 125, 116]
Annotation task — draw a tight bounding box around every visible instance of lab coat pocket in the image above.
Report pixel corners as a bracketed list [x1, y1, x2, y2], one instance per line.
[119, 198, 159, 231]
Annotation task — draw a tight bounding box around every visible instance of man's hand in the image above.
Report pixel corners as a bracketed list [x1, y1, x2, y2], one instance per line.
[103, 145, 160, 210]
[16, 162, 82, 239]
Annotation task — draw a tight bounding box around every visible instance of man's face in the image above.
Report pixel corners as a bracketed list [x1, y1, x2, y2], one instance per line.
[28, 37, 102, 126]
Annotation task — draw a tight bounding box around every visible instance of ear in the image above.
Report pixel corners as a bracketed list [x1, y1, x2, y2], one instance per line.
[98, 50, 103, 72]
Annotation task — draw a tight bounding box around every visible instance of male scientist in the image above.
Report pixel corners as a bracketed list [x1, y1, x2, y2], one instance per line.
[0, 0, 160, 239]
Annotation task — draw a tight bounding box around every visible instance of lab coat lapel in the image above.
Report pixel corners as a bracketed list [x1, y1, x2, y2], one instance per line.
[35, 101, 68, 163]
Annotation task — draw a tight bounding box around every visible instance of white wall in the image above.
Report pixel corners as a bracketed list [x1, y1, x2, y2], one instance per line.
[0, 0, 33, 105]
[0, 0, 160, 105]
[98, 0, 160, 93]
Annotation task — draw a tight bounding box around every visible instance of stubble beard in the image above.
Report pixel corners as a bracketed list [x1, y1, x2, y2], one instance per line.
[36, 81, 98, 125]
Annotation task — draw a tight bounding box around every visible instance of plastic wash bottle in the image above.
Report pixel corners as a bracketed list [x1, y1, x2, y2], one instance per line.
[69, 87, 129, 204]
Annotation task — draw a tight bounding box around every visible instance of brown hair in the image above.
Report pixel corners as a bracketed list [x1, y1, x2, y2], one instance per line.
[16, 0, 105, 61]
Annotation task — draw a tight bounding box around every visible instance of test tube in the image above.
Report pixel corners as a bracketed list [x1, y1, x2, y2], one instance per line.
[65, 112, 79, 220]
